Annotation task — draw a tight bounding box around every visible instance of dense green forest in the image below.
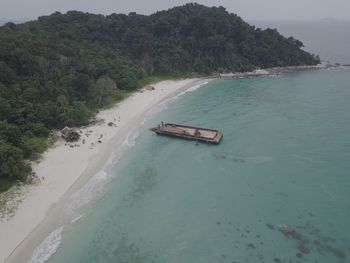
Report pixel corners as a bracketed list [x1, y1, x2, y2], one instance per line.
[0, 3, 319, 191]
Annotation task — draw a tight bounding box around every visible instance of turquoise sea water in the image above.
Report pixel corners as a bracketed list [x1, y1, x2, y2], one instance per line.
[48, 68, 350, 263]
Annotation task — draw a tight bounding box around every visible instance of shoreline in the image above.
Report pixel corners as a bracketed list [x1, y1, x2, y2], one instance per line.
[218, 61, 338, 79]
[0, 61, 338, 262]
[0, 78, 208, 263]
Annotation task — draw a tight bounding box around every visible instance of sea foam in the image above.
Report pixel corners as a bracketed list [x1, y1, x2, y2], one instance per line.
[122, 128, 140, 147]
[176, 80, 209, 97]
[28, 226, 64, 263]
[65, 170, 108, 216]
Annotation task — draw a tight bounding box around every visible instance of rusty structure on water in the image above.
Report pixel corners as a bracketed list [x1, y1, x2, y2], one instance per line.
[151, 123, 223, 144]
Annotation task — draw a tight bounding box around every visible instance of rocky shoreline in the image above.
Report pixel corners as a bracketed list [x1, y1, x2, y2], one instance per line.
[218, 61, 338, 79]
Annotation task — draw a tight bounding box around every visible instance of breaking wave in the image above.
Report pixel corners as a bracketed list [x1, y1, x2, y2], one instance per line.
[122, 128, 140, 147]
[151, 80, 210, 116]
[28, 226, 64, 263]
[65, 170, 108, 216]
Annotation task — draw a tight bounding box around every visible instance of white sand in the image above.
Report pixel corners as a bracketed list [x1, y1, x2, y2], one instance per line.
[0, 78, 205, 263]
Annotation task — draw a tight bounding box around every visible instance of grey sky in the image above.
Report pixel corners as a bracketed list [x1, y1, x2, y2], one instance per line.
[0, 0, 349, 21]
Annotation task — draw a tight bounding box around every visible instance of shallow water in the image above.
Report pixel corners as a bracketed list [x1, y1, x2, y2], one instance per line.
[48, 68, 350, 263]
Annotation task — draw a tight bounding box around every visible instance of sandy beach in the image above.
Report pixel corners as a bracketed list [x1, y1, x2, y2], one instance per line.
[0, 62, 335, 263]
[0, 78, 206, 263]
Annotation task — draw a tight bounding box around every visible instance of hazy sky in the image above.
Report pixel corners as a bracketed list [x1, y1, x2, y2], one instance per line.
[0, 0, 349, 21]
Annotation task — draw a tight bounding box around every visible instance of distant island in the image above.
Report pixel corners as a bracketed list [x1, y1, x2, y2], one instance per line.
[0, 3, 320, 191]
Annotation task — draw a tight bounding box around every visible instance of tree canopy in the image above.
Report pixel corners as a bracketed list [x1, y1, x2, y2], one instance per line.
[0, 3, 319, 191]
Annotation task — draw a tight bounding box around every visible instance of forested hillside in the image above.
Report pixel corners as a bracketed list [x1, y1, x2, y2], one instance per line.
[0, 3, 319, 191]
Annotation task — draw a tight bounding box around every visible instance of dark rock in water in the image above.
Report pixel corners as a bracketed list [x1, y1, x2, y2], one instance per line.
[279, 226, 301, 240]
[214, 153, 225, 160]
[326, 246, 346, 259]
[274, 258, 282, 263]
[246, 243, 255, 249]
[298, 244, 310, 254]
[321, 236, 336, 243]
[266, 223, 275, 230]
[308, 212, 315, 217]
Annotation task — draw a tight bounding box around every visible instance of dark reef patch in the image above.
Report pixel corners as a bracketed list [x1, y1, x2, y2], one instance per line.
[266, 223, 275, 230]
[246, 243, 256, 249]
[265, 222, 349, 261]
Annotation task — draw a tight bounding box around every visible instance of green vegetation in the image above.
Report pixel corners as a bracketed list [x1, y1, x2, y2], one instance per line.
[102, 90, 131, 109]
[138, 74, 182, 87]
[0, 178, 13, 192]
[0, 3, 319, 191]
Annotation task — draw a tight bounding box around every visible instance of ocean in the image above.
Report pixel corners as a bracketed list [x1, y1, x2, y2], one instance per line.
[38, 67, 350, 263]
